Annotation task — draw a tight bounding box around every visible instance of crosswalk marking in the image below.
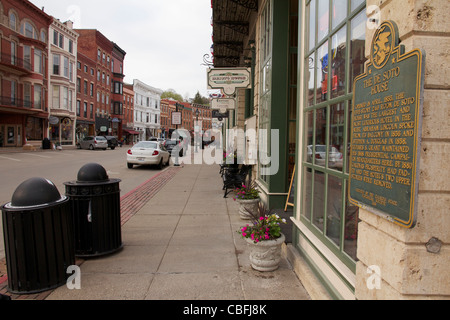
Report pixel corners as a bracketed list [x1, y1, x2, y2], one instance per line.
[0, 155, 21, 162]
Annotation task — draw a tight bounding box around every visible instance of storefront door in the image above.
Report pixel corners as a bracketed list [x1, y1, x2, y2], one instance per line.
[0, 125, 4, 147]
[2, 125, 22, 147]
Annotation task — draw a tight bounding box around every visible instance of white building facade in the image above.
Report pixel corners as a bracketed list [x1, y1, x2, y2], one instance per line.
[47, 19, 78, 146]
[132, 79, 162, 141]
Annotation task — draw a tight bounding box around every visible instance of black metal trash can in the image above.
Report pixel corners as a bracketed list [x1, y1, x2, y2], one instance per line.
[64, 163, 122, 258]
[1, 178, 75, 294]
[42, 138, 51, 149]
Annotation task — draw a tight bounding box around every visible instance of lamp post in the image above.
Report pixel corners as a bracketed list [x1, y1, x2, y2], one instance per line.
[174, 103, 182, 167]
[195, 108, 200, 153]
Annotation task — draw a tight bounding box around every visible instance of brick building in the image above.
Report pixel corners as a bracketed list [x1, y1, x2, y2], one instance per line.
[0, 0, 52, 148]
[74, 51, 96, 140]
[160, 99, 191, 139]
[192, 103, 212, 133]
[75, 29, 126, 139]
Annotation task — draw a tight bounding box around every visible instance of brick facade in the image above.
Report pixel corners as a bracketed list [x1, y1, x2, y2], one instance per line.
[0, 0, 52, 148]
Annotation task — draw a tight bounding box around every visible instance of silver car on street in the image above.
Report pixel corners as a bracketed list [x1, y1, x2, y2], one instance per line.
[78, 136, 108, 150]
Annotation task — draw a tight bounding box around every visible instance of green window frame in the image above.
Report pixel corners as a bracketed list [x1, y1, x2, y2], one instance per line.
[300, 0, 366, 271]
[288, 0, 299, 187]
[258, 0, 273, 186]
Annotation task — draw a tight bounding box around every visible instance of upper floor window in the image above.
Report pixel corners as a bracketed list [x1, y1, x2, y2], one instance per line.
[68, 40, 73, 54]
[21, 21, 38, 40]
[9, 13, 17, 31]
[53, 30, 58, 46]
[40, 30, 47, 43]
[53, 54, 60, 75]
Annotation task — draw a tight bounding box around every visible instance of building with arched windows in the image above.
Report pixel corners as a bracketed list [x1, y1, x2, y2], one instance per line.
[0, 0, 52, 149]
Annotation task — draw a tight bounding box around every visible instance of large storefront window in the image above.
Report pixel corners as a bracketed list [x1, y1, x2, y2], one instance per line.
[301, 0, 366, 265]
[25, 116, 43, 141]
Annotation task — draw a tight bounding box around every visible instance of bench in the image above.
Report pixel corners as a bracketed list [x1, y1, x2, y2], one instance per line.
[222, 165, 252, 198]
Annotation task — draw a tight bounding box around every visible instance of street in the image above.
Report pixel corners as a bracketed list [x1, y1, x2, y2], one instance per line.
[0, 147, 172, 260]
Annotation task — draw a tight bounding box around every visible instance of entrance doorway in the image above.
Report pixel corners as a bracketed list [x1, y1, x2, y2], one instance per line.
[0, 125, 22, 147]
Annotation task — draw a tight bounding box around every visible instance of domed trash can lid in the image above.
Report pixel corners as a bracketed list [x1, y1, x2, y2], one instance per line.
[77, 163, 109, 183]
[4, 177, 67, 209]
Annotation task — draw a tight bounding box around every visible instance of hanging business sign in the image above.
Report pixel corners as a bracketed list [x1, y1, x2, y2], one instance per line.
[172, 112, 182, 125]
[348, 21, 425, 229]
[207, 68, 251, 96]
[211, 98, 235, 112]
[212, 110, 229, 121]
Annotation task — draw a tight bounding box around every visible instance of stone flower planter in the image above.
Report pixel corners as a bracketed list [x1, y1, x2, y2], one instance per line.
[237, 198, 260, 220]
[245, 233, 285, 272]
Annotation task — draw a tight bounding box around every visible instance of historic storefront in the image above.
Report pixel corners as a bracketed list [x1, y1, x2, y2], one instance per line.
[211, 0, 449, 299]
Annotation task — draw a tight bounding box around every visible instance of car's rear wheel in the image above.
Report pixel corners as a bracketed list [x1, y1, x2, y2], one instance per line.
[127, 163, 133, 169]
[89, 144, 94, 150]
[157, 159, 163, 170]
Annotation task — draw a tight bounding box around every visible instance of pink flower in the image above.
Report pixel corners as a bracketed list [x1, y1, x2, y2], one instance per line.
[259, 217, 264, 221]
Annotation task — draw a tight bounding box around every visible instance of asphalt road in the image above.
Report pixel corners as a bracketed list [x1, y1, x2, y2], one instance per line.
[0, 146, 171, 260]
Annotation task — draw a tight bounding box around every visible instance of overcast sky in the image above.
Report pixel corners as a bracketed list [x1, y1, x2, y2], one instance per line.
[29, 0, 213, 99]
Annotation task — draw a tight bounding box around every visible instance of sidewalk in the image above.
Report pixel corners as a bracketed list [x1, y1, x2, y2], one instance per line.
[3, 161, 310, 300]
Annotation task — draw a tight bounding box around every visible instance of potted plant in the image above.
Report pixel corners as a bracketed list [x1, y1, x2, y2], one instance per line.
[238, 203, 287, 271]
[233, 179, 260, 220]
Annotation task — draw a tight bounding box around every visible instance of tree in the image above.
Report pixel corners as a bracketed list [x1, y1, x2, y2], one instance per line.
[161, 89, 184, 102]
[192, 91, 209, 105]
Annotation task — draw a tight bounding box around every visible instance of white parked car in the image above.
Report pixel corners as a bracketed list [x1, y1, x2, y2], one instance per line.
[306, 145, 343, 169]
[127, 141, 170, 169]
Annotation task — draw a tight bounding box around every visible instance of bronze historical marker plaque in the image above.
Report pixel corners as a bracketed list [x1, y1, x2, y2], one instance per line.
[349, 21, 425, 228]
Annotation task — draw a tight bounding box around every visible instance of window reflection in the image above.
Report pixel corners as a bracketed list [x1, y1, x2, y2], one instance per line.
[331, 27, 347, 98]
[351, 0, 365, 11]
[316, 42, 328, 104]
[307, 0, 316, 51]
[302, 166, 312, 219]
[329, 103, 345, 171]
[304, 110, 314, 163]
[326, 175, 343, 246]
[351, 10, 367, 86]
[344, 186, 359, 260]
[312, 171, 326, 231]
[332, 0, 347, 29]
[314, 108, 326, 166]
[317, 0, 329, 42]
[307, 53, 315, 106]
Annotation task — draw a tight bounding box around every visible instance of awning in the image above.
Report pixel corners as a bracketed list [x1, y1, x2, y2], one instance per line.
[123, 129, 140, 135]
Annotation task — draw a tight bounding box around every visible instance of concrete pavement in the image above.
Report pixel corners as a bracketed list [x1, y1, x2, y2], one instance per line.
[2, 160, 310, 300]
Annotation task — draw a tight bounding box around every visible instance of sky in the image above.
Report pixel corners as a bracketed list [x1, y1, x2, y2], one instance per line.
[29, 0, 213, 99]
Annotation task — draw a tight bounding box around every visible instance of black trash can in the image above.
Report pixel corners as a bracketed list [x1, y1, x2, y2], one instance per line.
[1, 178, 75, 294]
[64, 163, 122, 258]
[42, 138, 51, 149]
